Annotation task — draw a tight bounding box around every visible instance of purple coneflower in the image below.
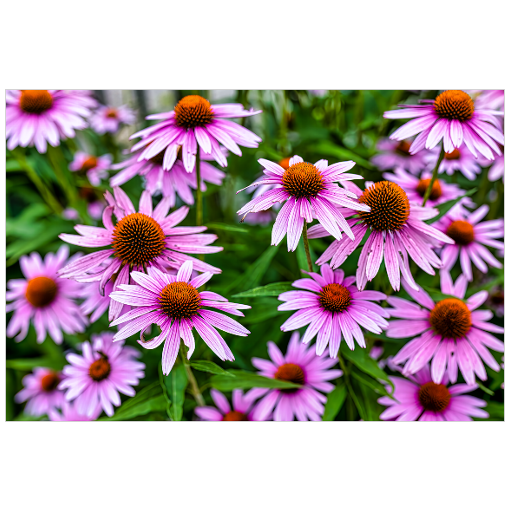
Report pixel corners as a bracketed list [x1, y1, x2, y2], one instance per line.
[59, 332, 145, 418]
[387, 272, 504, 385]
[423, 144, 484, 181]
[485, 153, 504, 182]
[384, 90, 504, 160]
[48, 401, 102, 421]
[308, 180, 453, 291]
[237, 155, 370, 251]
[382, 167, 474, 209]
[195, 389, 258, 421]
[7, 246, 87, 343]
[6, 90, 96, 153]
[15, 368, 65, 417]
[278, 264, 388, 356]
[58, 187, 222, 321]
[436, 205, 503, 281]
[69, 152, 112, 186]
[249, 333, 342, 421]
[475, 90, 504, 111]
[109, 261, 250, 375]
[378, 363, 488, 421]
[89, 104, 136, 134]
[110, 147, 225, 207]
[130, 95, 261, 173]
[371, 138, 428, 175]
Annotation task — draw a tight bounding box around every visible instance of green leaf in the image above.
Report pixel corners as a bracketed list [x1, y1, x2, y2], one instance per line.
[476, 380, 495, 396]
[190, 360, 235, 377]
[340, 342, 393, 387]
[226, 245, 280, 294]
[355, 378, 382, 421]
[206, 222, 249, 233]
[164, 364, 188, 421]
[6, 357, 65, 371]
[210, 370, 302, 391]
[312, 140, 374, 169]
[232, 282, 293, 298]
[350, 368, 395, 399]
[103, 395, 168, 421]
[322, 384, 348, 421]
[425, 188, 478, 225]
[482, 402, 504, 420]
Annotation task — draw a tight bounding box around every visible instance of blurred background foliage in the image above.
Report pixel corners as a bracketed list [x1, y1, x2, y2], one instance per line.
[6, 90, 504, 421]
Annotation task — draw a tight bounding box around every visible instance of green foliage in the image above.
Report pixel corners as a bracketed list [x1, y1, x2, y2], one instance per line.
[210, 370, 302, 391]
[164, 364, 188, 421]
[232, 282, 294, 298]
[322, 384, 348, 421]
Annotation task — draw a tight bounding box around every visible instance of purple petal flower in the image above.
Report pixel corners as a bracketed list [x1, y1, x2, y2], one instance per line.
[424, 143, 486, 181]
[109, 260, 251, 375]
[249, 332, 343, 421]
[48, 400, 102, 421]
[378, 363, 489, 421]
[89, 104, 136, 134]
[195, 389, 259, 421]
[371, 138, 428, 175]
[69, 152, 112, 186]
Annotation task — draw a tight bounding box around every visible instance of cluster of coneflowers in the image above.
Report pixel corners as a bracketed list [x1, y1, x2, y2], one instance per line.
[7, 89, 504, 421]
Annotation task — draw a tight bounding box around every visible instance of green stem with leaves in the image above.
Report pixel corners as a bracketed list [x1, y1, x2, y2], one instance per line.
[422, 145, 445, 206]
[180, 345, 205, 407]
[302, 223, 314, 272]
[338, 353, 365, 420]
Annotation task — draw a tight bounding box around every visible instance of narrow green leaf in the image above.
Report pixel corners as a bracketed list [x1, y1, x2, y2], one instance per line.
[206, 222, 249, 233]
[356, 379, 382, 421]
[313, 140, 374, 169]
[340, 342, 393, 387]
[226, 245, 280, 294]
[425, 188, 478, 225]
[232, 282, 293, 298]
[190, 360, 235, 377]
[322, 384, 347, 421]
[477, 380, 495, 396]
[165, 364, 188, 421]
[101, 395, 168, 421]
[210, 370, 302, 391]
[482, 402, 504, 420]
[351, 368, 395, 399]
[6, 357, 64, 371]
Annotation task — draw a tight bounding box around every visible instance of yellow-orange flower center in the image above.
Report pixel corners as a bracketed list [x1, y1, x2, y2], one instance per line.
[446, 220, 475, 246]
[89, 356, 111, 382]
[159, 281, 201, 319]
[174, 95, 214, 129]
[434, 90, 474, 121]
[112, 213, 166, 267]
[282, 162, 325, 199]
[319, 283, 352, 313]
[25, 276, 58, 308]
[395, 140, 412, 156]
[279, 157, 291, 170]
[416, 178, 442, 201]
[222, 411, 248, 421]
[429, 298, 472, 339]
[274, 363, 305, 393]
[358, 181, 410, 232]
[19, 90, 53, 114]
[81, 156, 98, 172]
[418, 382, 451, 412]
[444, 148, 461, 160]
[105, 108, 118, 119]
[41, 372, 60, 392]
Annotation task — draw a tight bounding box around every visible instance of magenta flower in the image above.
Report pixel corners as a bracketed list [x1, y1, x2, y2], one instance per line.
[371, 138, 428, 175]
[110, 148, 225, 207]
[195, 389, 258, 421]
[278, 264, 388, 356]
[382, 168, 474, 209]
[388, 272, 504, 385]
[15, 368, 65, 417]
[378, 363, 488, 421]
[485, 153, 504, 182]
[424, 144, 484, 181]
[249, 333, 342, 421]
[475, 90, 504, 111]
[7, 246, 87, 343]
[109, 261, 251, 375]
[308, 180, 453, 291]
[59, 332, 145, 418]
[58, 187, 222, 321]
[6, 90, 96, 153]
[69, 152, 112, 186]
[48, 401, 101, 421]
[130, 95, 261, 173]
[89, 104, 136, 134]
[237, 155, 370, 251]
[384, 90, 504, 160]
[436, 205, 503, 281]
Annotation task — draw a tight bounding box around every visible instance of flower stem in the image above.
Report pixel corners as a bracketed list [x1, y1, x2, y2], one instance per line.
[302, 223, 314, 272]
[196, 151, 203, 227]
[338, 353, 365, 421]
[422, 145, 445, 206]
[180, 345, 205, 407]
